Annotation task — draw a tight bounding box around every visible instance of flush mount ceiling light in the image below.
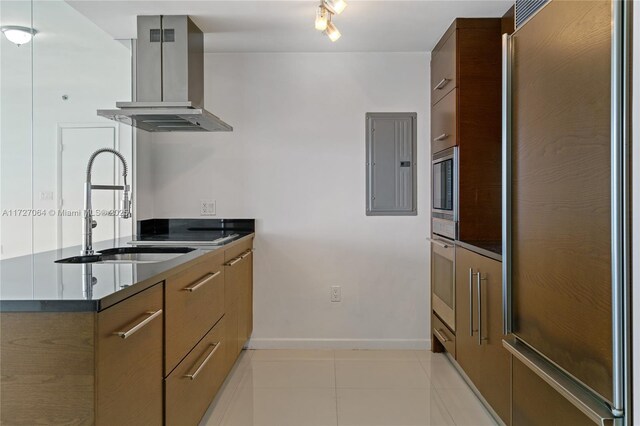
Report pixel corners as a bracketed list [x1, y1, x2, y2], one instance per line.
[314, 0, 347, 42]
[1, 25, 37, 46]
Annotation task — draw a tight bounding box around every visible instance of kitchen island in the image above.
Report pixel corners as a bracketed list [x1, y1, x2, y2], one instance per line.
[0, 219, 255, 426]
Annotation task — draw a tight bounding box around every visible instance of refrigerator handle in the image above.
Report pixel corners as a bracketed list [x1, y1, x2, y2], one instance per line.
[501, 32, 513, 336]
[610, 0, 630, 419]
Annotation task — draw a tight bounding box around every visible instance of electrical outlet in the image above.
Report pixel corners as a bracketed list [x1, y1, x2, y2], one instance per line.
[200, 200, 216, 216]
[331, 286, 341, 302]
[40, 191, 54, 201]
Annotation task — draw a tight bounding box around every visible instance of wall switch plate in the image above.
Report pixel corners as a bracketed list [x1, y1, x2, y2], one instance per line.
[200, 200, 216, 216]
[331, 286, 341, 302]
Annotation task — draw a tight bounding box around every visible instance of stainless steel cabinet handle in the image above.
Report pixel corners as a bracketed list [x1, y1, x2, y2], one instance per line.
[433, 134, 449, 142]
[477, 272, 487, 345]
[434, 328, 449, 343]
[433, 78, 450, 90]
[225, 257, 242, 267]
[501, 32, 513, 337]
[184, 343, 220, 380]
[114, 309, 162, 339]
[240, 249, 253, 259]
[469, 268, 474, 337]
[427, 237, 450, 249]
[183, 271, 221, 292]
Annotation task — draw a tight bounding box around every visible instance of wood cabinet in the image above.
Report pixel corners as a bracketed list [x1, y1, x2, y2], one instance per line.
[0, 234, 255, 426]
[166, 317, 227, 426]
[430, 30, 456, 106]
[455, 246, 510, 425]
[165, 251, 225, 374]
[224, 238, 254, 365]
[96, 283, 164, 426]
[512, 356, 593, 425]
[430, 18, 503, 242]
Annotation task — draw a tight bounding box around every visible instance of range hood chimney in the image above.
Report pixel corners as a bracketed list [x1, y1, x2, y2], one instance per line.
[98, 16, 232, 132]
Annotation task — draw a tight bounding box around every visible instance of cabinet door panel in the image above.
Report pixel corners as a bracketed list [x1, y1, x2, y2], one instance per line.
[511, 0, 612, 400]
[475, 252, 510, 425]
[431, 31, 457, 105]
[96, 284, 163, 426]
[431, 88, 457, 154]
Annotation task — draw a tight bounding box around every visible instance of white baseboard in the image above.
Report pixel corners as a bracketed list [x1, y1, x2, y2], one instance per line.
[246, 338, 431, 350]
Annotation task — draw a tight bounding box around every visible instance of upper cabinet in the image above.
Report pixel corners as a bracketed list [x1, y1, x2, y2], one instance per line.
[431, 31, 457, 106]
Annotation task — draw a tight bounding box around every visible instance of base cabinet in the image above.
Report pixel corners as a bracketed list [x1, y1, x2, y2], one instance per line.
[455, 246, 510, 425]
[96, 283, 164, 426]
[0, 235, 254, 426]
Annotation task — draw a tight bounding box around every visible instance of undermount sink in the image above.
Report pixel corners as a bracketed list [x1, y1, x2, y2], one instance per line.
[55, 247, 195, 264]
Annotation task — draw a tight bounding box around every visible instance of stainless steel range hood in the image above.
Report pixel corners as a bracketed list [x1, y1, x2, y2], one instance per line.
[98, 16, 232, 132]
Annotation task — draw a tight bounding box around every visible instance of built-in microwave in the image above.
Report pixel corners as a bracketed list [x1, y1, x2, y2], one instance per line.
[432, 147, 457, 239]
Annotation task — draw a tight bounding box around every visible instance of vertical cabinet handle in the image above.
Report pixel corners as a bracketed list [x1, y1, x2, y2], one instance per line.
[184, 343, 221, 380]
[113, 309, 162, 339]
[469, 268, 474, 337]
[501, 32, 513, 336]
[477, 272, 487, 346]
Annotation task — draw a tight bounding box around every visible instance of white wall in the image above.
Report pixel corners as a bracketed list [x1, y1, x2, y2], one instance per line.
[0, 0, 131, 259]
[144, 52, 431, 349]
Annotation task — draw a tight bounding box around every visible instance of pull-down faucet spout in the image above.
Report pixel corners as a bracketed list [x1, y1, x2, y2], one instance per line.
[82, 148, 131, 256]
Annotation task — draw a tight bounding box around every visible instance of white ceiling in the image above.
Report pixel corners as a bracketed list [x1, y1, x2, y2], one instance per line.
[67, 0, 513, 53]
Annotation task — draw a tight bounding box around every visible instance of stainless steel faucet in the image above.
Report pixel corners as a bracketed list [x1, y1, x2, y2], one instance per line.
[82, 148, 131, 255]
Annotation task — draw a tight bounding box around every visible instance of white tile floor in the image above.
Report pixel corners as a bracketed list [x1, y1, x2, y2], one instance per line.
[199, 350, 498, 426]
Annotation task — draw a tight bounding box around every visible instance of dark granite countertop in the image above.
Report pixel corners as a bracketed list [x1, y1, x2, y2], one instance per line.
[456, 240, 502, 262]
[0, 219, 255, 313]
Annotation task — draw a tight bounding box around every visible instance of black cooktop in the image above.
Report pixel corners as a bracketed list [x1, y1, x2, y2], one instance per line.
[136, 218, 255, 242]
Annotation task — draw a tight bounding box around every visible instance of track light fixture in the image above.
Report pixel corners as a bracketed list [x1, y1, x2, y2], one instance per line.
[314, 0, 347, 42]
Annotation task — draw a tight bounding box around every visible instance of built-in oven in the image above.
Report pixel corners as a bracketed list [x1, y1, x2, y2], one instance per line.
[432, 147, 457, 240]
[430, 235, 455, 331]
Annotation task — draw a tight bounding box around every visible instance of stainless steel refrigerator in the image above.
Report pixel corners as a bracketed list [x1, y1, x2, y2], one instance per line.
[502, 0, 631, 425]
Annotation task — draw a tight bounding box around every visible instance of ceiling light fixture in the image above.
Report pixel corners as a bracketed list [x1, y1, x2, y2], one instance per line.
[315, 6, 329, 31]
[0, 25, 37, 46]
[325, 19, 341, 42]
[314, 0, 346, 42]
[324, 0, 348, 15]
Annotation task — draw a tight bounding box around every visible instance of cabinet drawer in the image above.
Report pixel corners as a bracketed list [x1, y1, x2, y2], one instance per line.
[431, 88, 457, 154]
[96, 283, 163, 426]
[432, 313, 456, 358]
[165, 251, 225, 375]
[431, 31, 457, 106]
[166, 317, 227, 426]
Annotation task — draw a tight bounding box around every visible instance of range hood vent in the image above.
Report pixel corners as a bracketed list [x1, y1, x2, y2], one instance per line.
[98, 16, 232, 133]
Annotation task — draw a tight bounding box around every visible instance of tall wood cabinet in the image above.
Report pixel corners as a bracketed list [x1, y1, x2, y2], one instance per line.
[430, 18, 503, 242]
[455, 246, 510, 425]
